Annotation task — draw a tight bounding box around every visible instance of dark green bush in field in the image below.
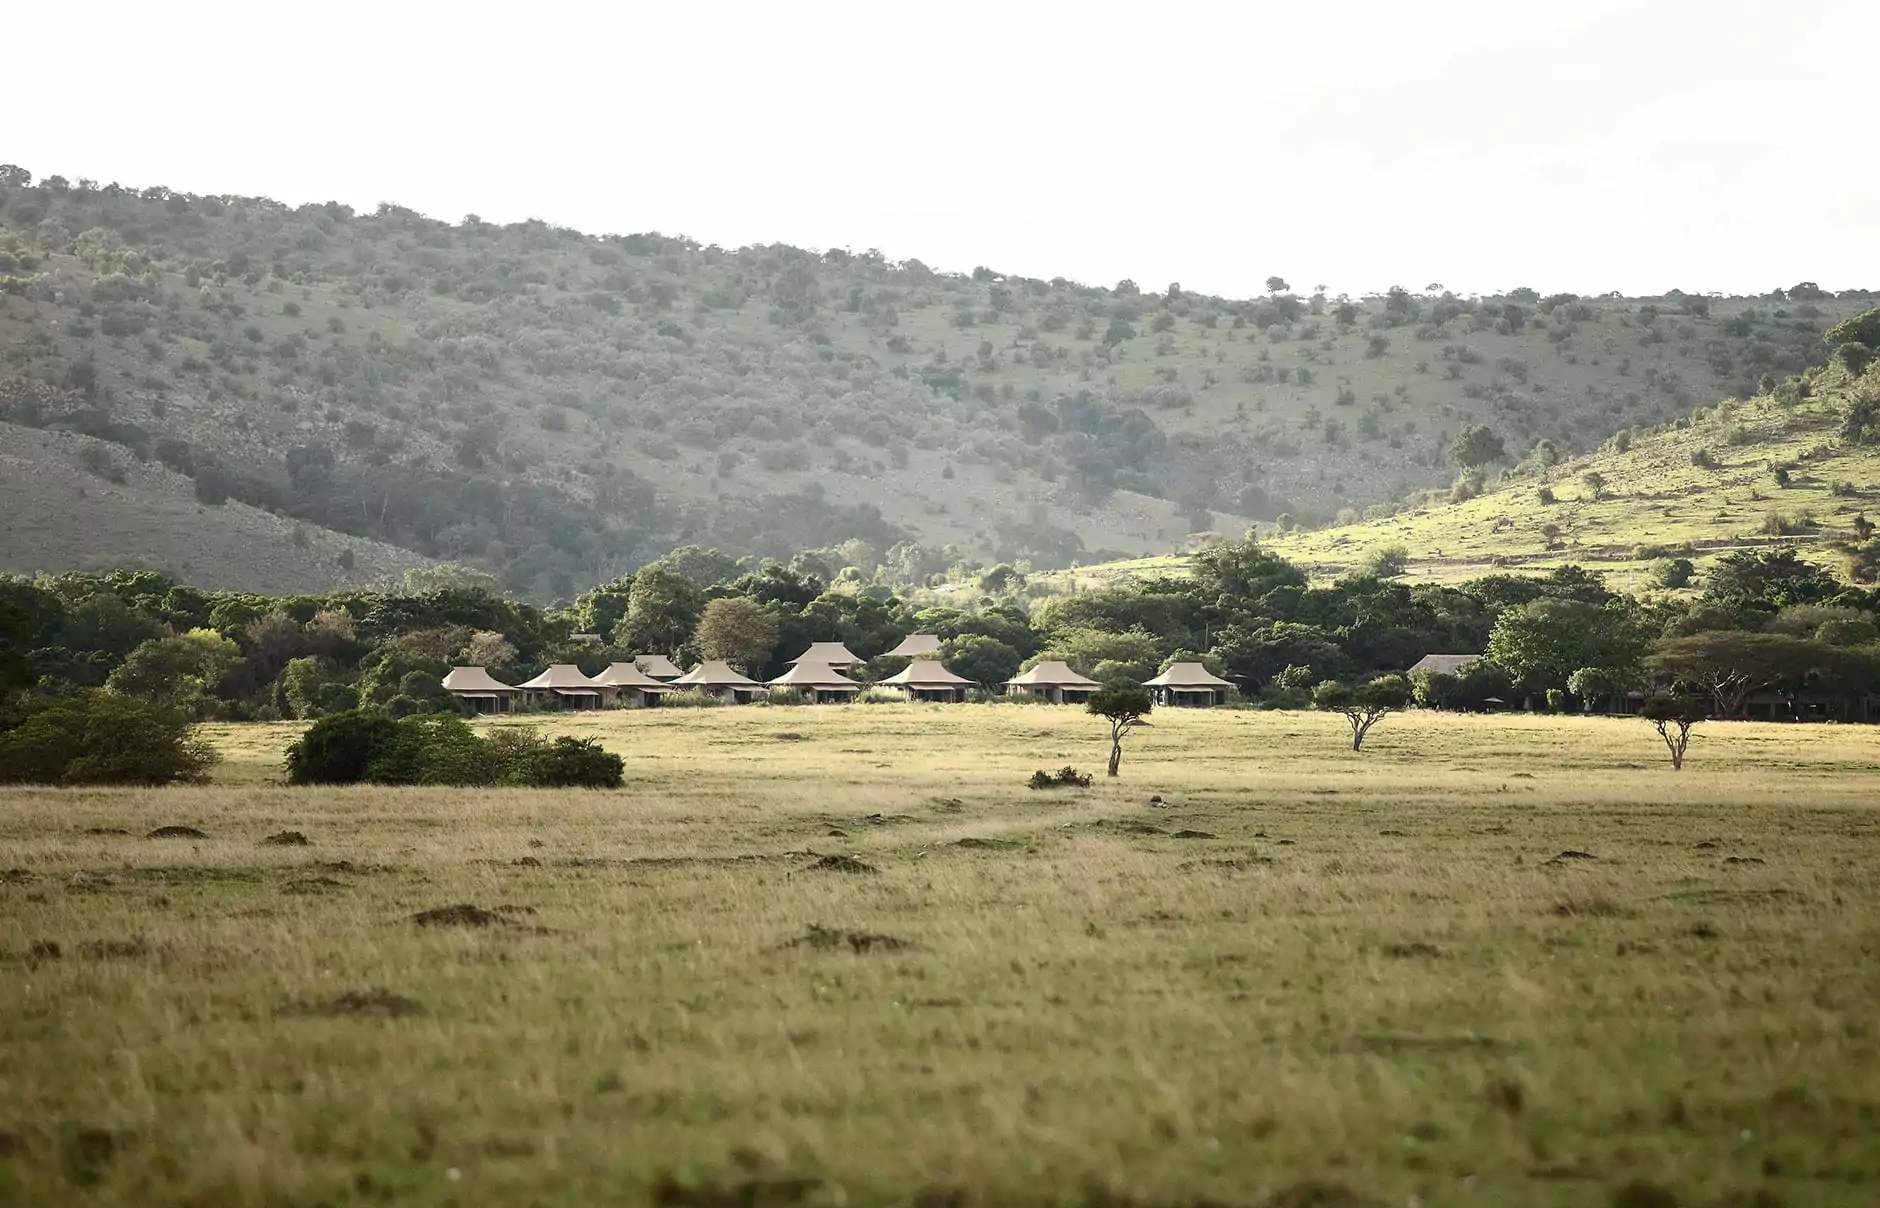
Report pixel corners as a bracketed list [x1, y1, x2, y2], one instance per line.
[1028, 766, 1092, 790]
[0, 691, 218, 785]
[284, 710, 621, 787]
[284, 709, 400, 784]
[499, 737, 623, 788]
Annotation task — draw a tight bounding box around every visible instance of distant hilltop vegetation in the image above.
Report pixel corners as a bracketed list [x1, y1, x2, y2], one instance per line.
[0, 163, 1871, 598]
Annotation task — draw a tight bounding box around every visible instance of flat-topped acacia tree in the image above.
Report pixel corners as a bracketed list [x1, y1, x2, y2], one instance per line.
[1087, 686, 1153, 777]
[1641, 696, 1706, 770]
[1314, 674, 1413, 752]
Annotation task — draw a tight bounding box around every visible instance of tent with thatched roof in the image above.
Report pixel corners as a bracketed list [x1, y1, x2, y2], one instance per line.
[884, 633, 943, 659]
[878, 658, 971, 702]
[442, 666, 520, 713]
[767, 660, 863, 703]
[1143, 662, 1235, 707]
[671, 659, 766, 703]
[635, 653, 684, 681]
[787, 641, 862, 672]
[594, 662, 676, 707]
[518, 664, 605, 710]
[1005, 660, 1103, 704]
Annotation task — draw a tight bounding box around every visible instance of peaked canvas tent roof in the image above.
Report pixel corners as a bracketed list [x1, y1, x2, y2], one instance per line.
[788, 641, 862, 665]
[442, 666, 519, 693]
[519, 664, 603, 691]
[884, 633, 943, 659]
[1408, 653, 1482, 676]
[595, 662, 674, 690]
[1143, 662, 1235, 689]
[879, 660, 972, 687]
[768, 660, 862, 690]
[671, 660, 763, 688]
[1005, 660, 1103, 688]
[634, 653, 684, 680]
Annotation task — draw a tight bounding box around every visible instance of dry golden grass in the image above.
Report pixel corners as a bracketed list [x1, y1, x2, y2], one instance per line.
[5, 704, 1880, 1207]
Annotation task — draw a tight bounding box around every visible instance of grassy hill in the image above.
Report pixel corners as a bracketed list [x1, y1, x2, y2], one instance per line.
[0, 419, 431, 593]
[1044, 351, 1880, 592]
[0, 165, 1870, 596]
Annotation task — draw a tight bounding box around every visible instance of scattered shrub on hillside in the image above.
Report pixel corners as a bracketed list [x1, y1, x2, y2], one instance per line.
[1772, 466, 1790, 487]
[1536, 485, 1556, 505]
[0, 691, 219, 786]
[1690, 447, 1717, 469]
[1843, 391, 1880, 447]
[1027, 766, 1093, 790]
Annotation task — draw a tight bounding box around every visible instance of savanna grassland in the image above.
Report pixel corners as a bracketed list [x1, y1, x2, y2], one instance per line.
[5, 705, 1880, 1207]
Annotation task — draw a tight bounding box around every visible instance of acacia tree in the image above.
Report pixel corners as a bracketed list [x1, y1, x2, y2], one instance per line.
[1644, 631, 1828, 717]
[1314, 674, 1412, 751]
[1087, 686, 1153, 777]
[1641, 696, 1705, 770]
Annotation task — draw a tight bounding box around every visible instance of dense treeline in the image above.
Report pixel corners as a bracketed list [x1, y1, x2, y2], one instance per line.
[9, 529, 1880, 787]
[2, 163, 1870, 595]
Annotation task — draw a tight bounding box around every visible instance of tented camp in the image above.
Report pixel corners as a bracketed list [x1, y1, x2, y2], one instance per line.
[671, 660, 766, 703]
[877, 658, 972, 702]
[1408, 653, 1482, 677]
[593, 662, 675, 707]
[1004, 660, 1103, 704]
[883, 633, 943, 659]
[788, 641, 863, 673]
[767, 660, 863, 704]
[518, 664, 606, 710]
[441, 666, 520, 714]
[634, 653, 684, 681]
[1143, 662, 1235, 707]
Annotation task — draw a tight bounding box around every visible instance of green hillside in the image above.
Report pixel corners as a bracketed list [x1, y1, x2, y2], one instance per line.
[1045, 342, 1880, 592]
[0, 164, 1870, 596]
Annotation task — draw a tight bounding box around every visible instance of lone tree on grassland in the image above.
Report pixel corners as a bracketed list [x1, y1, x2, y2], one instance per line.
[1314, 674, 1412, 751]
[1641, 696, 1705, 770]
[1087, 685, 1153, 777]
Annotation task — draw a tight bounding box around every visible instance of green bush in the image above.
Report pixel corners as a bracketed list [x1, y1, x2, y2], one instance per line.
[499, 737, 622, 788]
[1027, 766, 1092, 789]
[659, 688, 730, 708]
[0, 691, 218, 786]
[285, 709, 400, 784]
[283, 709, 622, 787]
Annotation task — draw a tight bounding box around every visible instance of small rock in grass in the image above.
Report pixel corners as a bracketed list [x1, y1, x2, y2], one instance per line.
[261, 830, 310, 847]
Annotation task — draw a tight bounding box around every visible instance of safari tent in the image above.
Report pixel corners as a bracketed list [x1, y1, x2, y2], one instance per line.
[441, 666, 520, 714]
[788, 641, 863, 673]
[634, 653, 684, 681]
[518, 664, 605, 710]
[593, 661, 675, 707]
[671, 660, 766, 703]
[883, 633, 943, 659]
[1004, 660, 1102, 704]
[1142, 662, 1235, 707]
[877, 658, 972, 702]
[767, 660, 863, 704]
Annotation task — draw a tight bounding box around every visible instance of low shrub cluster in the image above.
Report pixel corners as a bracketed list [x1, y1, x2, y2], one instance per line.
[0, 691, 218, 785]
[1027, 766, 1093, 790]
[284, 711, 622, 788]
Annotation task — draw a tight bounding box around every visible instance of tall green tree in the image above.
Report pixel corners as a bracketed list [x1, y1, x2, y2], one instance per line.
[620, 564, 704, 655]
[694, 597, 779, 674]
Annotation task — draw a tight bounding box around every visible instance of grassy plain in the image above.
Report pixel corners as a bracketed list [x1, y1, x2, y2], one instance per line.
[5, 704, 1880, 1207]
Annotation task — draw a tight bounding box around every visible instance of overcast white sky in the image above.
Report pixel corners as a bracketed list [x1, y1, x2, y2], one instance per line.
[9, 0, 1876, 298]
